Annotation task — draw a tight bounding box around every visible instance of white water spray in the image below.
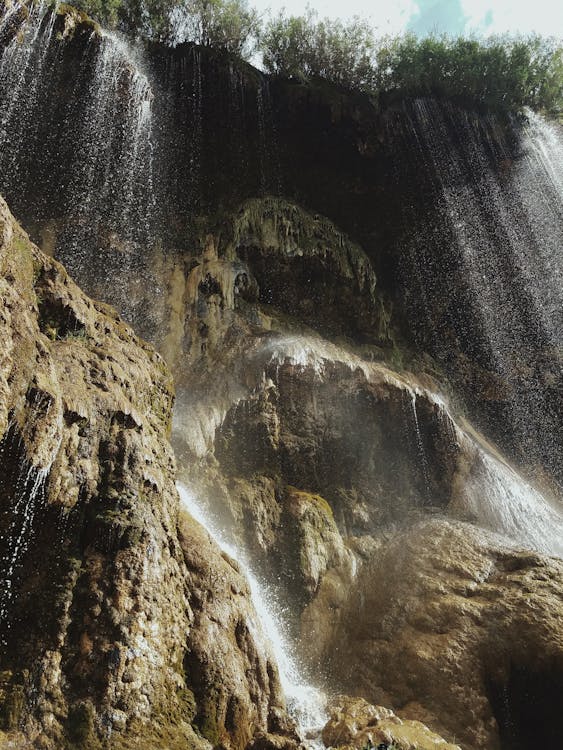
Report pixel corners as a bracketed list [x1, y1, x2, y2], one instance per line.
[176, 483, 327, 742]
[457, 448, 563, 558]
[0, 463, 48, 626]
[0, 0, 58, 172]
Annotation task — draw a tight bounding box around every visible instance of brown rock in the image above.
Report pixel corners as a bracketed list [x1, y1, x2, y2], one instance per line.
[322, 694, 460, 750]
[0, 196, 297, 749]
[325, 519, 563, 750]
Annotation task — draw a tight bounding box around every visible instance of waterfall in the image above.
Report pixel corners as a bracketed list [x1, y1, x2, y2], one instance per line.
[0, 0, 58, 180]
[256, 77, 282, 195]
[457, 448, 563, 558]
[58, 29, 156, 329]
[0, 465, 47, 627]
[176, 483, 328, 743]
[397, 99, 563, 486]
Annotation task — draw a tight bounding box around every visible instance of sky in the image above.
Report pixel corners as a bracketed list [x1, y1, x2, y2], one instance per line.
[251, 0, 563, 38]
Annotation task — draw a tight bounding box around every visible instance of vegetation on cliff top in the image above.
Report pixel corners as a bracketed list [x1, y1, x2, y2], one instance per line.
[48, 0, 563, 114]
[261, 11, 563, 114]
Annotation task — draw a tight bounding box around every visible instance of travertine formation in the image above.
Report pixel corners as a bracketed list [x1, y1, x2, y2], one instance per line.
[325, 520, 563, 750]
[0, 196, 295, 749]
[322, 695, 461, 750]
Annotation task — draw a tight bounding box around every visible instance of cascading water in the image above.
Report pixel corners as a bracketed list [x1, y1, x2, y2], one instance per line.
[58, 29, 157, 329]
[0, 418, 51, 637]
[0, 464, 47, 628]
[395, 99, 563, 488]
[256, 77, 282, 195]
[259, 334, 563, 559]
[176, 483, 328, 743]
[0, 1, 58, 181]
[458, 447, 563, 558]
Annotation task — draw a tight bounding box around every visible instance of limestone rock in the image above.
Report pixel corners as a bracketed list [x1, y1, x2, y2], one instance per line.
[322, 695, 460, 750]
[325, 519, 563, 750]
[0, 196, 296, 749]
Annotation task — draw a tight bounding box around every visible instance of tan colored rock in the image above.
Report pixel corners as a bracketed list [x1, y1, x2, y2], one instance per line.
[0, 196, 297, 749]
[324, 519, 563, 750]
[322, 695, 460, 750]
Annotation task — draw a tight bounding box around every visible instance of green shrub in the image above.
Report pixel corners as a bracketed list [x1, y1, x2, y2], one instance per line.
[69, 0, 259, 48]
[261, 8, 377, 92]
[260, 7, 563, 114]
[373, 33, 563, 113]
[169, 0, 260, 55]
[52, 0, 563, 114]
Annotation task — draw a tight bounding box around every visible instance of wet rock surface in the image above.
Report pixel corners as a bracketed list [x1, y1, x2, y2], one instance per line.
[0, 196, 297, 749]
[322, 695, 460, 750]
[325, 520, 563, 750]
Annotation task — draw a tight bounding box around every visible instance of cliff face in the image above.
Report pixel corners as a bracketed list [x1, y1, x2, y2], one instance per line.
[2, 14, 560, 492]
[0, 196, 295, 750]
[2, 7, 563, 750]
[325, 519, 563, 750]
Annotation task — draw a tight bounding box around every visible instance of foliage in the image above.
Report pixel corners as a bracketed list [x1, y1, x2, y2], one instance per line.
[69, 0, 259, 48]
[169, 0, 260, 55]
[373, 33, 563, 113]
[59, 0, 563, 113]
[260, 9, 563, 114]
[261, 8, 377, 92]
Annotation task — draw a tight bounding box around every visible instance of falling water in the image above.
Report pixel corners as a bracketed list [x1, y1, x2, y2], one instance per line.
[188, 45, 203, 208]
[256, 77, 282, 195]
[0, 1, 58, 180]
[0, 465, 47, 625]
[397, 99, 563, 486]
[57, 29, 156, 327]
[407, 391, 432, 503]
[457, 448, 563, 558]
[176, 483, 328, 743]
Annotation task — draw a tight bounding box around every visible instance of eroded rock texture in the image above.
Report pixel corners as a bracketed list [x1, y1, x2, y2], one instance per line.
[325, 520, 563, 750]
[322, 695, 461, 750]
[166, 194, 563, 750]
[0, 196, 295, 750]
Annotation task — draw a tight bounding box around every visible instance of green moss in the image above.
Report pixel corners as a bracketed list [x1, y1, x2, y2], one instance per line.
[65, 701, 102, 749]
[286, 486, 334, 519]
[0, 684, 24, 731]
[196, 699, 221, 745]
[55, 3, 101, 35]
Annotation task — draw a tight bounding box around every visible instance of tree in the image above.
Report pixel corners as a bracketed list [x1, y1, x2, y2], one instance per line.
[169, 0, 260, 56]
[261, 9, 377, 92]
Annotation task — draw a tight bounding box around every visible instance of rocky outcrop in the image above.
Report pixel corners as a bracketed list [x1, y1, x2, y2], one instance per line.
[321, 519, 563, 750]
[0, 196, 296, 749]
[322, 695, 460, 750]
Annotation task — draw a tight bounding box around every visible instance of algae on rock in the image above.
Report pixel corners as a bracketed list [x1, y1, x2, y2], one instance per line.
[0, 195, 297, 750]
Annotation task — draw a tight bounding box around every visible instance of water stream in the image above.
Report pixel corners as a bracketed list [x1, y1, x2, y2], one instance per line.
[397, 100, 563, 486]
[176, 483, 328, 743]
[0, 0, 58, 179]
[457, 445, 563, 558]
[58, 28, 156, 328]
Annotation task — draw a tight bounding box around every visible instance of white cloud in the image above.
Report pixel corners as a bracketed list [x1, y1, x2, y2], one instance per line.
[253, 0, 563, 38]
[254, 0, 417, 35]
[462, 0, 563, 37]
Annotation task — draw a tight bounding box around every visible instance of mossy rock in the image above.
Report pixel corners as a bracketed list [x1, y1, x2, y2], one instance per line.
[194, 695, 221, 745]
[286, 486, 334, 520]
[54, 3, 101, 36]
[65, 700, 102, 749]
[0, 684, 24, 732]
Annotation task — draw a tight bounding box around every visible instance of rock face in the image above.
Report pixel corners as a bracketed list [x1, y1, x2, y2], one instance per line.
[322, 695, 460, 750]
[0, 196, 296, 749]
[161, 193, 563, 750]
[324, 519, 563, 750]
